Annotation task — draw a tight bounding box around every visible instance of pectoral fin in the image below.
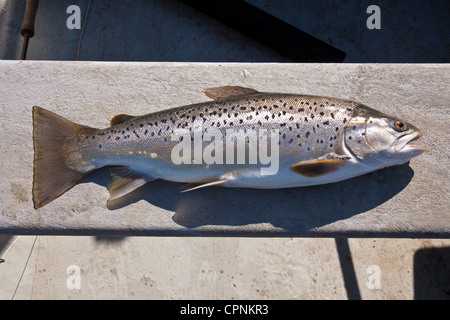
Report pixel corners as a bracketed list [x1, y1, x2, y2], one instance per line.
[290, 155, 351, 178]
[108, 167, 155, 200]
[203, 86, 259, 101]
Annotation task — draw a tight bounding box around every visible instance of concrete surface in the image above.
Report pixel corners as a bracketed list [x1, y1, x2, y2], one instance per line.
[0, 61, 449, 237]
[1, 236, 449, 299]
[1, 0, 449, 62]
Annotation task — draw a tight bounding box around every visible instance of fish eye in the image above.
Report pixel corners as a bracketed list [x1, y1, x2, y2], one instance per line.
[394, 120, 407, 132]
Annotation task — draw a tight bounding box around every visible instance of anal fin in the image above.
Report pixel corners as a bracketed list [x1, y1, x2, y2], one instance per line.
[108, 167, 155, 200]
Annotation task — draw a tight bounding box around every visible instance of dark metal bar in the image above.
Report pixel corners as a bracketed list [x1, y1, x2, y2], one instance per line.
[179, 0, 346, 62]
[19, 0, 39, 60]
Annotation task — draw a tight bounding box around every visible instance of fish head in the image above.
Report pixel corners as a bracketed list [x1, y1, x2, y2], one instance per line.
[344, 105, 424, 166]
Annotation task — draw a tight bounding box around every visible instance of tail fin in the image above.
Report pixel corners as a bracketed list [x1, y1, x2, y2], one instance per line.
[32, 106, 92, 209]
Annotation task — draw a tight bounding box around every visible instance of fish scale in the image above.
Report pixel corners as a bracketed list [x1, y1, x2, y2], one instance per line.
[68, 94, 356, 169]
[32, 86, 424, 208]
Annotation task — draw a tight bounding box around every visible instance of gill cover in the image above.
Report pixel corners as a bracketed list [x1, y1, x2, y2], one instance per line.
[344, 104, 424, 163]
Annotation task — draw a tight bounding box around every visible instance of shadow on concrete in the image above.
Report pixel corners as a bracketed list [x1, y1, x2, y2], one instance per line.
[0, 235, 13, 263]
[414, 246, 450, 300]
[335, 238, 361, 299]
[81, 162, 414, 236]
[4, 0, 448, 62]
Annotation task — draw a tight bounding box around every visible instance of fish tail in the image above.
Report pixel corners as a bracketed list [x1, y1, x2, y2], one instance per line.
[32, 106, 91, 209]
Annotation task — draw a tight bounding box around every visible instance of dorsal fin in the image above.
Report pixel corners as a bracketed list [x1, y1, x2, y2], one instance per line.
[110, 114, 135, 126]
[203, 86, 259, 101]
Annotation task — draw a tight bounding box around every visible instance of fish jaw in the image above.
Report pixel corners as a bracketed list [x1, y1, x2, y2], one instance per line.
[393, 130, 425, 155]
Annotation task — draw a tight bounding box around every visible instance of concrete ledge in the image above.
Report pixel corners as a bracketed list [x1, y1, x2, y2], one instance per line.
[0, 61, 448, 237]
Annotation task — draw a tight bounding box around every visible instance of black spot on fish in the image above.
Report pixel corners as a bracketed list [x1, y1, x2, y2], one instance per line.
[331, 113, 335, 119]
[265, 115, 269, 120]
[320, 112, 324, 116]
[288, 138, 293, 143]
[272, 114, 275, 119]
[234, 113, 238, 117]
[323, 120, 329, 125]
[98, 144, 102, 149]
[305, 117, 308, 122]
[298, 108, 304, 112]
[144, 129, 148, 135]
[343, 118, 347, 123]
[305, 131, 310, 138]
[116, 137, 120, 141]
[310, 114, 315, 119]
[239, 119, 243, 124]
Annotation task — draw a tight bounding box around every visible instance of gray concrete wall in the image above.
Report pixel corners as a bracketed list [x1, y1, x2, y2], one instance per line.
[0, 61, 448, 237]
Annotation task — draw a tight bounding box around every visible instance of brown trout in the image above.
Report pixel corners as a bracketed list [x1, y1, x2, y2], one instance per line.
[32, 86, 424, 208]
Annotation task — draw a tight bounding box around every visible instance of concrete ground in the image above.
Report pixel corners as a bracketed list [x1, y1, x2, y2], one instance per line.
[0, 0, 449, 300]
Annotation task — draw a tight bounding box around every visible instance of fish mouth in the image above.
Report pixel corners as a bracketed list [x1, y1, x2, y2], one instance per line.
[393, 131, 425, 154]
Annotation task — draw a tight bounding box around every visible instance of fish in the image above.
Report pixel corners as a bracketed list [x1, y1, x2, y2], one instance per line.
[32, 86, 424, 209]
